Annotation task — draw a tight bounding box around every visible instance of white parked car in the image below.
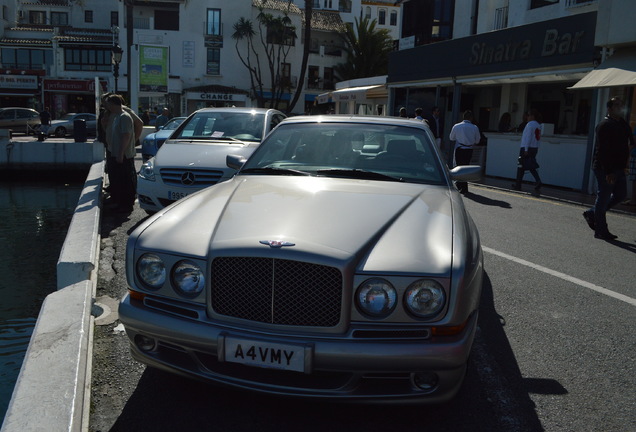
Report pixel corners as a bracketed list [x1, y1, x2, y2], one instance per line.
[137, 107, 286, 214]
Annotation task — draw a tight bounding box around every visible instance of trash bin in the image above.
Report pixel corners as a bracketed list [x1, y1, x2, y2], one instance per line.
[74, 119, 87, 142]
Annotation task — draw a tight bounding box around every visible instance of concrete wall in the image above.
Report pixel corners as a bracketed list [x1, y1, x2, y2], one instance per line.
[1, 156, 104, 432]
[0, 141, 104, 170]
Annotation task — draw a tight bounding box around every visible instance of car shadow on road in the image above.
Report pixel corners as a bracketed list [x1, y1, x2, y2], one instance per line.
[104, 273, 554, 432]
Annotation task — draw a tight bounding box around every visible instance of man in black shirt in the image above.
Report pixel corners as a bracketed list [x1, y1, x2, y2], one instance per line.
[583, 97, 633, 240]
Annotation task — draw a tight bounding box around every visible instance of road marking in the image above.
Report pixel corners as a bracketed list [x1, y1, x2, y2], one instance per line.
[483, 246, 636, 307]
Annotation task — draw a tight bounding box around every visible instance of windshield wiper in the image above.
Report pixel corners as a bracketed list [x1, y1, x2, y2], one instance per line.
[240, 167, 310, 176]
[316, 168, 405, 182]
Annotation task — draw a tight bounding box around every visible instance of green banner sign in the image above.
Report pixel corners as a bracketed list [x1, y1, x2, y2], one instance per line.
[139, 45, 168, 92]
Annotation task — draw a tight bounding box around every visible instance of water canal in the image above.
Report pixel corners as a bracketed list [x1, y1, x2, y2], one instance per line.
[0, 180, 82, 421]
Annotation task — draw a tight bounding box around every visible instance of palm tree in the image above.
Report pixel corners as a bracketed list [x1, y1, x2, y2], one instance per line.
[334, 16, 394, 81]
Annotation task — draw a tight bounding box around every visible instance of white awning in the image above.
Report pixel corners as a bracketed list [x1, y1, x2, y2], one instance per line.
[569, 49, 636, 90]
[331, 85, 385, 102]
[316, 91, 332, 104]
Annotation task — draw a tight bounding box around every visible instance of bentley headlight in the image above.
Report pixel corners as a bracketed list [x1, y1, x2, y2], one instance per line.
[404, 280, 445, 318]
[356, 278, 397, 318]
[139, 159, 156, 181]
[136, 253, 166, 289]
[172, 260, 205, 297]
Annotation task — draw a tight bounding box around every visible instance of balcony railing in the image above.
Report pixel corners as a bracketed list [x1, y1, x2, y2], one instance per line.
[494, 6, 508, 30]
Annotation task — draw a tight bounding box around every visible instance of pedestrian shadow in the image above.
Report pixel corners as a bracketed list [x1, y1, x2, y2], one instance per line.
[463, 191, 512, 209]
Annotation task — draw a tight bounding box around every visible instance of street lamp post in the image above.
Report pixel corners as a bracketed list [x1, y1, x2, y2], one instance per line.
[111, 44, 123, 93]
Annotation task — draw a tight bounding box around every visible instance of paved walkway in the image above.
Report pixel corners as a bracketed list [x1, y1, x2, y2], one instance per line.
[475, 176, 636, 216]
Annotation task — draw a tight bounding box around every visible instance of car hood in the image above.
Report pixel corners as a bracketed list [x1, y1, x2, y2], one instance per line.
[135, 176, 454, 275]
[154, 140, 258, 169]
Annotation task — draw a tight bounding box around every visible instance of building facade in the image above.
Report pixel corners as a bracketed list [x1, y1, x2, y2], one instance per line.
[1, 0, 402, 119]
[389, 0, 636, 192]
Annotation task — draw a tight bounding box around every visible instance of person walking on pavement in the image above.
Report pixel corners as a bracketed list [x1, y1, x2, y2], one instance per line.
[39, 107, 51, 135]
[449, 110, 481, 194]
[512, 109, 542, 192]
[426, 106, 443, 148]
[583, 96, 633, 240]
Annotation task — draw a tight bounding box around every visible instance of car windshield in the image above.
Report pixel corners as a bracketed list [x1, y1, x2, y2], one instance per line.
[162, 118, 185, 130]
[60, 114, 76, 120]
[171, 111, 265, 142]
[240, 122, 446, 185]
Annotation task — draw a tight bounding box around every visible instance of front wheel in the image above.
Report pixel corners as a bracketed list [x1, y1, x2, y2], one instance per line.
[55, 127, 66, 138]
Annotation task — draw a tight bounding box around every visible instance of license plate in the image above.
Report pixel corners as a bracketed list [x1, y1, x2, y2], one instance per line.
[223, 336, 306, 373]
[168, 191, 189, 201]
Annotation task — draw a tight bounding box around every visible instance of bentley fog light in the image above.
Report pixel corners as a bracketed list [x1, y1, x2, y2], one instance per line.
[139, 159, 156, 181]
[135, 334, 156, 352]
[412, 372, 438, 392]
[404, 280, 445, 318]
[356, 278, 397, 317]
[136, 253, 166, 289]
[172, 260, 205, 297]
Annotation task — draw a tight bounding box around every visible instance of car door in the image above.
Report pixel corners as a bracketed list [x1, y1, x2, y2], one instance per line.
[0, 109, 17, 128]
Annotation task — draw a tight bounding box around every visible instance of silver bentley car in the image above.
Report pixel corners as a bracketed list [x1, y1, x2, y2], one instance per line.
[119, 115, 484, 403]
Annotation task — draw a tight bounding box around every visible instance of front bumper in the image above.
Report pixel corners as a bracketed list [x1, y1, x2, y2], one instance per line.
[119, 294, 478, 403]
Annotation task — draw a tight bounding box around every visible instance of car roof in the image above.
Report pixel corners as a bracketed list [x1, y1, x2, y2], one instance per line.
[191, 107, 284, 115]
[0, 107, 38, 111]
[276, 114, 432, 130]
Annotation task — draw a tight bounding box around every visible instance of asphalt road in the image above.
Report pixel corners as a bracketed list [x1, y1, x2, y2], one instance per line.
[89, 182, 636, 432]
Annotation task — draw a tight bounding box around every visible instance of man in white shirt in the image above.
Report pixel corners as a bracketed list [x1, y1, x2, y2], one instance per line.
[449, 110, 481, 194]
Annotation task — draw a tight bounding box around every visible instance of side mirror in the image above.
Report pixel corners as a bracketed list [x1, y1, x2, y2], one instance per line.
[449, 165, 482, 182]
[227, 154, 247, 170]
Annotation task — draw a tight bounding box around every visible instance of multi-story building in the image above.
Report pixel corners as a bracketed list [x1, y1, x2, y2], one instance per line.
[1, 0, 402, 118]
[389, 0, 636, 193]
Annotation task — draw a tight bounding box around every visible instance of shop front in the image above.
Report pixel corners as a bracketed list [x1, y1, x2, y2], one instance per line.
[388, 12, 599, 190]
[183, 85, 250, 115]
[0, 71, 43, 109]
[42, 79, 107, 119]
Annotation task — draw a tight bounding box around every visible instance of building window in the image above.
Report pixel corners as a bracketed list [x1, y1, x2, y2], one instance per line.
[308, 65, 320, 89]
[51, 12, 68, 26]
[207, 48, 220, 75]
[1, 48, 52, 69]
[155, 10, 179, 30]
[530, 0, 559, 8]
[365, 7, 371, 19]
[390, 11, 397, 26]
[85, 10, 93, 23]
[323, 67, 334, 90]
[207, 9, 221, 35]
[111, 11, 118, 27]
[323, 0, 333, 7]
[379, 9, 386, 25]
[29, 11, 46, 25]
[266, 26, 296, 46]
[65, 47, 111, 71]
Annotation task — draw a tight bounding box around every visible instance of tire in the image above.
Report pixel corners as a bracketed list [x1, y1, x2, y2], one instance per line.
[55, 127, 66, 138]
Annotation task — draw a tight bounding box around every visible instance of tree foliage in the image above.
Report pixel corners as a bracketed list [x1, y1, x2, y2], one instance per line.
[334, 16, 394, 81]
[232, 4, 299, 110]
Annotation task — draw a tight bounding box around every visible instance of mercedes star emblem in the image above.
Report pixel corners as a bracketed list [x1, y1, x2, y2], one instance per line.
[181, 171, 196, 186]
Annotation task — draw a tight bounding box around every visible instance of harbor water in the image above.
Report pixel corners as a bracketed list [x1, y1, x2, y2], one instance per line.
[0, 180, 82, 421]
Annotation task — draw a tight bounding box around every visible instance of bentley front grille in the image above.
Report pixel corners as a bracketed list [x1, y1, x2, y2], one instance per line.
[211, 257, 342, 327]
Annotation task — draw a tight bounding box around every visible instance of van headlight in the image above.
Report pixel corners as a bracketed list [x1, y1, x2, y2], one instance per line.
[139, 159, 156, 181]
